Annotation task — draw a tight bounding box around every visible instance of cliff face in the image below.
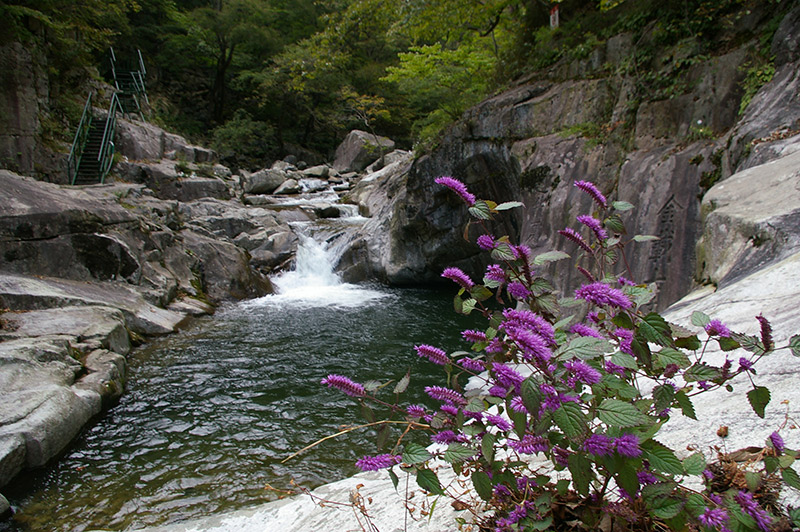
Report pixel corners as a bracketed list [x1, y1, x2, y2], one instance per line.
[375, 4, 800, 310]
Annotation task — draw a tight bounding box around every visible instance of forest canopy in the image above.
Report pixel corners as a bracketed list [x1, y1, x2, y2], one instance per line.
[1, 0, 782, 168]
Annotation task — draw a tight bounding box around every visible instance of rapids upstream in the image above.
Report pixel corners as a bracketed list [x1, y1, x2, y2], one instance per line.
[2, 236, 480, 531]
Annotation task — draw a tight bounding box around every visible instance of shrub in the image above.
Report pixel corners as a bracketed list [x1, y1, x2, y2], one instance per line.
[321, 177, 800, 531]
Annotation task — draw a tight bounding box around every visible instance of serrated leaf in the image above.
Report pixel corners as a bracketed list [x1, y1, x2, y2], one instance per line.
[472, 470, 493, 500]
[376, 424, 390, 450]
[521, 377, 542, 418]
[656, 347, 691, 369]
[611, 351, 638, 370]
[747, 386, 770, 418]
[389, 468, 399, 491]
[402, 442, 432, 465]
[495, 201, 524, 211]
[533, 250, 571, 265]
[491, 243, 516, 261]
[468, 201, 492, 220]
[360, 403, 376, 423]
[623, 283, 658, 307]
[462, 298, 477, 315]
[682, 453, 707, 475]
[553, 314, 575, 331]
[416, 468, 444, 495]
[444, 443, 476, 464]
[691, 311, 711, 327]
[616, 463, 640, 497]
[731, 332, 765, 356]
[783, 467, 800, 490]
[683, 362, 722, 382]
[745, 471, 762, 492]
[649, 496, 683, 519]
[363, 380, 382, 392]
[789, 334, 800, 357]
[568, 453, 593, 496]
[553, 402, 588, 437]
[633, 234, 660, 242]
[597, 399, 650, 428]
[653, 384, 676, 413]
[675, 391, 697, 420]
[470, 285, 493, 302]
[612, 200, 634, 211]
[605, 214, 626, 234]
[718, 336, 741, 351]
[764, 456, 780, 474]
[640, 312, 673, 346]
[685, 492, 706, 517]
[528, 516, 554, 530]
[790, 507, 800, 527]
[560, 336, 614, 360]
[394, 371, 410, 394]
[643, 441, 684, 476]
[675, 335, 702, 351]
[482, 432, 496, 463]
[529, 277, 554, 296]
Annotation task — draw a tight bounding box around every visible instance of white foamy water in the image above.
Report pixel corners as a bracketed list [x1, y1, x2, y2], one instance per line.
[242, 235, 388, 309]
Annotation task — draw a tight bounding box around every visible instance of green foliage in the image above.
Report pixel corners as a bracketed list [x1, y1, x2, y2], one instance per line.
[739, 59, 775, 116]
[211, 109, 276, 168]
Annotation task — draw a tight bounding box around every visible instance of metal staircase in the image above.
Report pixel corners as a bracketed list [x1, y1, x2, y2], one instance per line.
[110, 48, 149, 121]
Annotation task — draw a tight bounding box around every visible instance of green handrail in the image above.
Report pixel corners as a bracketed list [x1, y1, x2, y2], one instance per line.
[97, 93, 121, 184]
[68, 92, 93, 185]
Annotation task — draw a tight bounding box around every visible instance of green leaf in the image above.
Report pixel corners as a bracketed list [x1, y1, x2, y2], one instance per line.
[656, 347, 692, 369]
[416, 468, 444, 495]
[789, 334, 800, 357]
[402, 442, 432, 465]
[376, 424, 390, 450]
[443, 443, 475, 464]
[468, 200, 492, 220]
[568, 453, 593, 496]
[521, 377, 542, 418]
[363, 380, 382, 392]
[685, 492, 707, 517]
[616, 463, 640, 497]
[472, 470, 494, 501]
[653, 384, 676, 414]
[612, 200, 634, 211]
[643, 441, 684, 476]
[682, 452, 707, 475]
[640, 313, 673, 346]
[470, 285, 493, 302]
[633, 234, 660, 242]
[675, 335, 702, 351]
[495, 201, 524, 211]
[553, 314, 575, 331]
[731, 332, 765, 356]
[675, 391, 697, 420]
[560, 336, 613, 360]
[394, 371, 410, 394]
[605, 214, 626, 234]
[623, 284, 658, 307]
[389, 468, 399, 491]
[491, 243, 516, 261]
[527, 516, 554, 530]
[597, 399, 650, 428]
[553, 402, 588, 437]
[747, 386, 770, 418]
[745, 471, 762, 492]
[533, 250, 571, 265]
[611, 351, 638, 370]
[683, 362, 722, 382]
[649, 496, 684, 519]
[360, 403, 376, 423]
[783, 467, 800, 490]
[481, 432, 496, 463]
[790, 507, 800, 527]
[718, 336, 741, 351]
[691, 311, 711, 327]
[764, 456, 780, 474]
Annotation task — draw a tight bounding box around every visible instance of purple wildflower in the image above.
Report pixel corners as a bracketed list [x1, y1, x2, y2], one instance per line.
[485, 264, 506, 283]
[698, 380, 712, 390]
[618, 276, 636, 286]
[440, 404, 459, 416]
[502, 309, 556, 345]
[508, 434, 549, 454]
[512, 244, 532, 261]
[570, 323, 603, 339]
[739, 357, 754, 372]
[458, 357, 485, 373]
[356, 454, 401, 471]
[431, 430, 462, 444]
[485, 414, 512, 432]
[583, 433, 613, 456]
[605, 361, 625, 376]
[507, 282, 531, 300]
[576, 282, 633, 309]
[638, 470, 658, 485]
[705, 319, 731, 338]
[441, 266, 474, 289]
[406, 404, 426, 418]
[614, 433, 641, 457]
[663, 363, 679, 378]
[510, 396, 528, 413]
[462, 329, 487, 343]
[464, 410, 483, 421]
[485, 337, 504, 354]
[769, 431, 785, 454]
[540, 383, 562, 413]
[506, 326, 552, 365]
[709, 493, 723, 505]
[577, 214, 608, 241]
[577, 265, 596, 282]
[756, 314, 773, 350]
[553, 446, 570, 467]
[565, 359, 603, 385]
[734, 491, 772, 532]
[703, 469, 714, 480]
[321, 374, 366, 397]
[574, 180, 608, 208]
[494, 484, 512, 498]
[698, 507, 729, 529]
[415, 344, 449, 365]
[435, 176, 475, 206]
[477, 234, 496, 250]
[614, 327, 634, 355]
[587, 311, 601, 323]
[559, 227, 594, 254]
[425, 385, 466, 405]
[489, 384, 510, 397]
[492, 362, 525, 391]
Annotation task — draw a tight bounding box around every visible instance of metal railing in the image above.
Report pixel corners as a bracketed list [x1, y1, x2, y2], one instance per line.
[68, 92, 93, 185]
[97, 93, 121, 184]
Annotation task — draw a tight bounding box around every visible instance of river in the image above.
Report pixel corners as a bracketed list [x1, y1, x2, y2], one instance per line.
[2, 236, 479, 531]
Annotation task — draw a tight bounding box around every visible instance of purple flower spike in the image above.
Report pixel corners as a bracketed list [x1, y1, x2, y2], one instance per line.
[582, 433, 613, 456]
[508, 282, 531, 300]
[508, 434, 549, 454]
[575, 282, 632, 309]
[477, 234, 496, 250]
[485, 413, 512, 432]
[356, 453, 401, 471]
[441, 266, 474, 289]
[574, 180, 608, 208]
[570, 323, 603, 339]
[462, 329, 487, 343]
[564, 359, 602, 385]
[406, 404, 426, 418]
[559, 227, 594, 254]
[458, 357, 485, 372]
[704, 319, 731, 338]
[425, 385, 466, 405]
[698, 507, 729, 529]
[435, 176, 476, 206]
[415, 344, 449, 365]
[734, 491, 772, 531]
[321, 374, 366, 397]
[485, 264, 506, 283]
[614, 433, 641, 457]
[769, 431, 785, 454]
[739, 357, 754, 372]
[756, 314, 774, 350]
[577, 215, 608, 241]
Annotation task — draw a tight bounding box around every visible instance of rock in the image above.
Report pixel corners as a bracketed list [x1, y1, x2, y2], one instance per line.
[0, 337, 82, 397]
[0, 432, 26, 488]
[241, 168, 287, 194]
[174, 177, 231, 202]
[73, 350, 127, 408]
[167, 296, 215, 316]
[315, 205, 341, 219]
[0, 491, 11, 519]
[332, 130, 395, 174]
[302, 164, 329, 178]
[273, 179, 300, 195]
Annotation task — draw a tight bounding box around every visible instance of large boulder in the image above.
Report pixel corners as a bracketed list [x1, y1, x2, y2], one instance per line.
[241, 168, 287, 194]
[332, 130, 395, 174]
